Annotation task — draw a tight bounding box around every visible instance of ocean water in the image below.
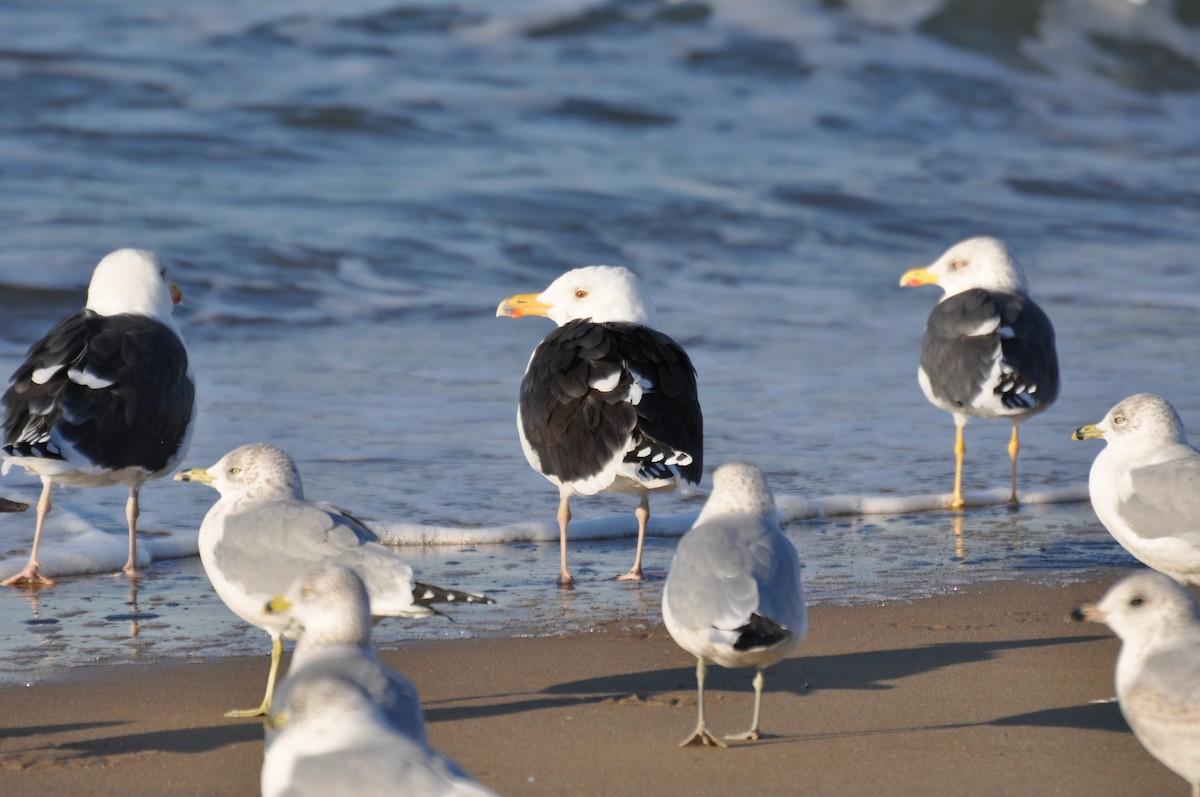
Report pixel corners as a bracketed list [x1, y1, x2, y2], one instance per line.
[1, 0, 1199, 682]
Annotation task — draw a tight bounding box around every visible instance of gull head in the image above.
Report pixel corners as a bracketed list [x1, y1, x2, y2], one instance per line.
[496, 265, 658, 327]
[87, 249, 182, 321]
[1073, 393, 1188, 450]
[1073, 571, 1200, 649]
[899, 236, 1028, 299]
[694, 461, 776, 524]
[265, 563, 372, 649]
[175, 443, 304, 505]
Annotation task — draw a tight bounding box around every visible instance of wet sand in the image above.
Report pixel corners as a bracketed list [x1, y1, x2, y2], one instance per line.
[0, 570, 1183, 797]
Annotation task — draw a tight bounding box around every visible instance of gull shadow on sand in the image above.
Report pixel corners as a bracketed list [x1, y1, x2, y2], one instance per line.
[543, 635, 1111, 697]
[990, 701, 1129, 734]
[53, 723, 263, 757]
[423, 634, 1111, 725]
[0, 720, 126, 740]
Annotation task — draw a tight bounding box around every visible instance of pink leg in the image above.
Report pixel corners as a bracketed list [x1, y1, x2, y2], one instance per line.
[2, 480, 57, 587]
[556, 492, 574, 587]
[617, 495, 648, 581]
[122, 486, 141, 578]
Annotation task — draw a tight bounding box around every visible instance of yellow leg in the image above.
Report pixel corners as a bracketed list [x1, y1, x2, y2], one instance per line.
[950, 424, 966, 510]
[556, 492, 574, 587]
[1007, 424, 1020, 506]
[226, 636, 283, 718]
[618, 495, 648, 581]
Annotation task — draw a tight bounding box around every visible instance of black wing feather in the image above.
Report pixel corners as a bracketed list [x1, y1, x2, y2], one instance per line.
[519, 319, 702, 485]
[3, 310, 194, 473]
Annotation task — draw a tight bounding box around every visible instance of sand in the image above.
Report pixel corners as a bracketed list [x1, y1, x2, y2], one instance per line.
[0, 570, 1185, 797]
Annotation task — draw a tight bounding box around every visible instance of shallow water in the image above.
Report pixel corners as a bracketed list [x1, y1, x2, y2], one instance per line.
[0, 0, 1198, 678]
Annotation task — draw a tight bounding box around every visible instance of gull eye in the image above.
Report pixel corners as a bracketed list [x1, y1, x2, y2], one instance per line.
[1129, 596, 1143, 607]
[574, 289, 588, 299]
[302, 586, 316, 599]
[951, 259, 967, 270]
[229, 467, 241, 475]
[1113, 415, 1125, 426]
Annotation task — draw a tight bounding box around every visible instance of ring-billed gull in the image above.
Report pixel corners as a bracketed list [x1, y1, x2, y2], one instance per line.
[1, 249, 195, 586]
[662, 462, 806, 747]
[1073, 571, 1200, 796]
[497, 265, 703, 586]
[1073, 394, 1200, 583]
[900, 237, 1058, 508]
[175, 443, 493, 717]
[261, 564, 497, 797]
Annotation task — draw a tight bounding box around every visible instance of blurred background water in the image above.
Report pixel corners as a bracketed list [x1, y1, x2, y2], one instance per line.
[0, 0, 1198, 680]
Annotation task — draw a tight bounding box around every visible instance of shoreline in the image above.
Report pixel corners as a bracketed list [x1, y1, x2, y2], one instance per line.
[2, 567, 1184, 797]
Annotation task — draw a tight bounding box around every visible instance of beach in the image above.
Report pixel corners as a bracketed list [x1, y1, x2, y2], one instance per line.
[1, 569, 1182, 797]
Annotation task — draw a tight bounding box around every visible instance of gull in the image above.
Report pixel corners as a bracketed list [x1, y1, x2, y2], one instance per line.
[1074, 571, 1200, 796]
[2, 249, 195, 585]
[262, 564, 497, 797]
[900, 236, 1058, 508]
[1074, 394, 1200, 583]
[497, 265, 703, 586]
[662, 462, 806, 747]
[175, 443, 493, 717]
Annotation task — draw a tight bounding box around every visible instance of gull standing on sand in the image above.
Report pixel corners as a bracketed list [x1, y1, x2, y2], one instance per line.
[662, 462, 806, 747]
[175, 443, 493, 717]
[261, 564, 497, 797]
[900, 236, 1058, 509]
[1074, 571, 1200, 796]
[1073, 394, 1200, 583]
[1, 249, 195, 586]
[497, 265, 703, 586]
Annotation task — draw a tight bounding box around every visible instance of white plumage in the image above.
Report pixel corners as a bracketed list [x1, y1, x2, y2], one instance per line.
[262, 564, 497, 797]
[175, 443, 492, 717]
[1074, 394, 1200, 584]
[1075, 572, 1200, 797]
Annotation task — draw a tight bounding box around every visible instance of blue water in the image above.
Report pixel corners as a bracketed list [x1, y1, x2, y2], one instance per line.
[1, 0, 1198, 681]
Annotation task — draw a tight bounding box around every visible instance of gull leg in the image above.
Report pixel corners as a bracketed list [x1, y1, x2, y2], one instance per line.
[226, 636, 283, 718]
[617, 495, 649, 581]
[950, 421, 966, 510]
[556, 492, 574, 587]
[1007, 423, 1020, 506]
[2, 480, 57, 587]
[680, 658, 726, 748]
[725, 669, 767, 741]
[122, 486, 141, 578]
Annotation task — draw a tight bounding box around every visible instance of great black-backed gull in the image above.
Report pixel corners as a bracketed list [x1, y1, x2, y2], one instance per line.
[1074, 572, 1200, 796]
[175, 443, 494, 717]
[496, 265, 703, 586]
[662, 462, 806, 747]
[1074, 394, 1200, 584]
[1, 248, 195, 586]
[261, 565, 497, 797]
[900, 236, 1058, 509]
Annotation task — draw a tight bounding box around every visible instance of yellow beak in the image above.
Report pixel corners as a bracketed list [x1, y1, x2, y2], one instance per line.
[496, 292, 551, 319]
[174, 467, 214, 484]
[264, 596, 293, 616]
[1072, 424, 1105, 441]
[899, 267, 939, 288]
